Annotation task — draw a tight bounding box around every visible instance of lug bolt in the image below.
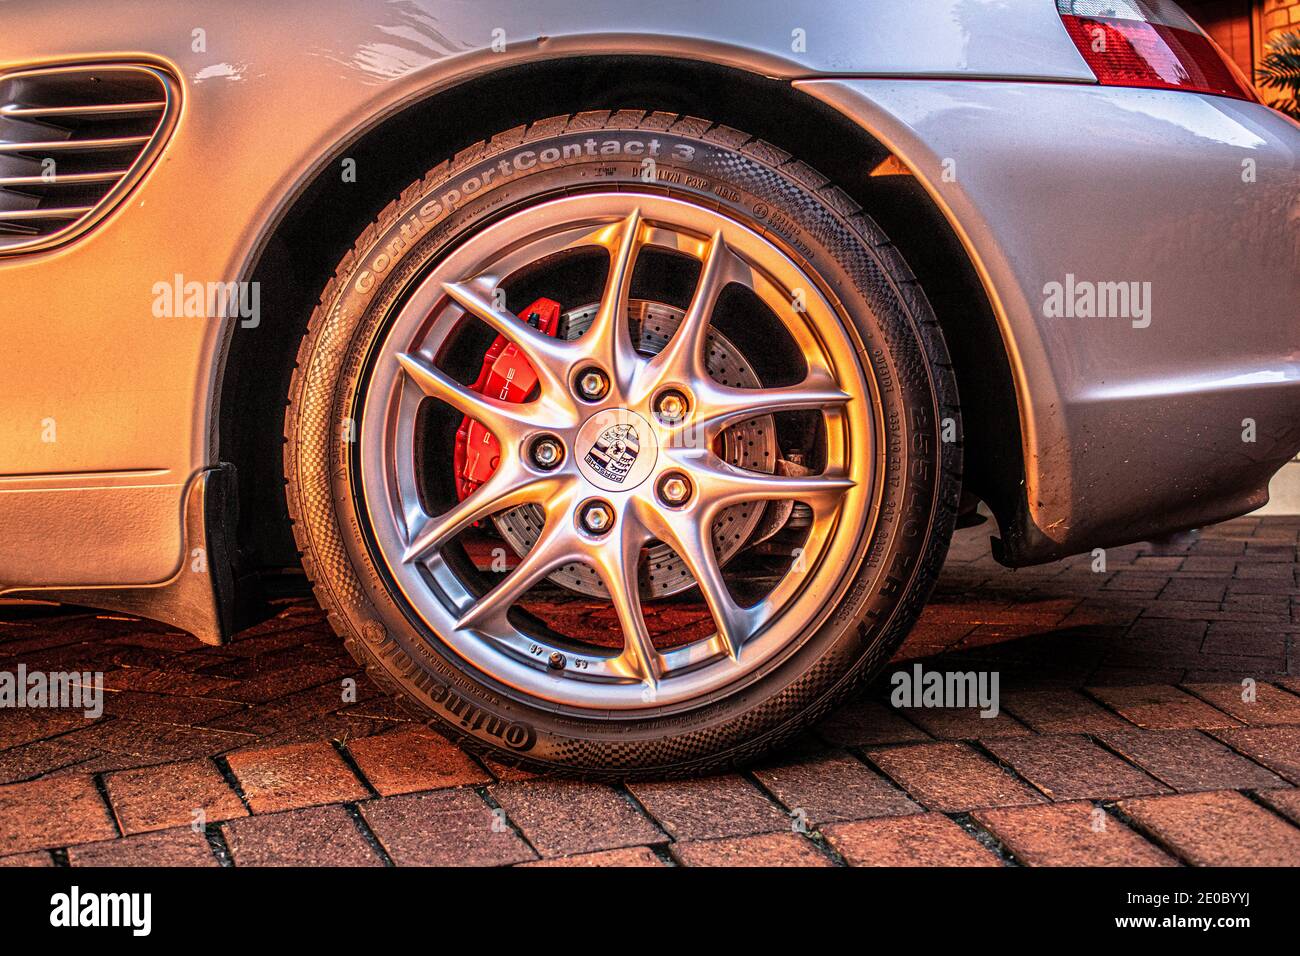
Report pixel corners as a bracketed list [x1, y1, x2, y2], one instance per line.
[657, 472, 693, 507]
[530, 435, 564, 470]
[576, 368, 609, 401]
[654, 389, 689, 423]
[579, 500, 615, 535]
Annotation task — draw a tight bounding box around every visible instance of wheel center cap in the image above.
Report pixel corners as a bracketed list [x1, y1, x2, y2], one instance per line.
[575, 408, 658, 492]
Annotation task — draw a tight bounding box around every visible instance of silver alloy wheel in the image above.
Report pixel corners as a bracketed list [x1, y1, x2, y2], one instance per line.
[359, 192, 876, 711]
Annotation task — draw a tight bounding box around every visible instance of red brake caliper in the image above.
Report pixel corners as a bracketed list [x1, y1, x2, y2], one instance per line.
[452, 297, 562, 500]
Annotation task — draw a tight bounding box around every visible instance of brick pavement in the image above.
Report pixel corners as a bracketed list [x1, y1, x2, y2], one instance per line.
[0, 515, 1297, 866]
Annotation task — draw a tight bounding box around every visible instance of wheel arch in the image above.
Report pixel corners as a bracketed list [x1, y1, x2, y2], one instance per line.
[218, 54, 1026, 586]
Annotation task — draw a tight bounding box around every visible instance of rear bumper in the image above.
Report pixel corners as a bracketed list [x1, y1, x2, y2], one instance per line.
[801, 79, 1300, 563]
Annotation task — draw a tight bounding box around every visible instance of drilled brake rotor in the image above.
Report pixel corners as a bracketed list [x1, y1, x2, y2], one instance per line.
[492, 299, 777, 598]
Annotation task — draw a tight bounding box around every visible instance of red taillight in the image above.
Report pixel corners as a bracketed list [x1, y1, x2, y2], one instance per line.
[1057, 0, 1258, 102]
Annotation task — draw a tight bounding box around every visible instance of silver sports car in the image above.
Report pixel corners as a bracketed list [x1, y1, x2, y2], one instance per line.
[1, 0, 1297, 774]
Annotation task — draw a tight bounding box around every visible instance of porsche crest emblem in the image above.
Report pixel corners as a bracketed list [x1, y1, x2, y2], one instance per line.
[583, 423, 640, 484]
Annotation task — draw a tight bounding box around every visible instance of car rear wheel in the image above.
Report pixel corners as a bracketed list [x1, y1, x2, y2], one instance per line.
[284, 111, 960, 777]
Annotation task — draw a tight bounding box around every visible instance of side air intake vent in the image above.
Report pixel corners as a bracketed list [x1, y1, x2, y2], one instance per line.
[0, 63, 179, 254]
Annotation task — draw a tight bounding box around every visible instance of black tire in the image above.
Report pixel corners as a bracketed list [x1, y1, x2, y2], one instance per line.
[283, 110, 961, 778]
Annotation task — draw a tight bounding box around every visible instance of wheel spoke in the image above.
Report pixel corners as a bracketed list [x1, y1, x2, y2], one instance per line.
[455, 512, 576, 632]
[688, 373, 851, 442]
[584, 209, 644, 391]
[441, 278, 574, 396]
[395, 351, 539, 441]
[403, 467, 563, 564]
[639, 230, 737, 393]
[688, 457, 855, 515]
[641, 507, 754, 659]
[589, 516, 661, 685]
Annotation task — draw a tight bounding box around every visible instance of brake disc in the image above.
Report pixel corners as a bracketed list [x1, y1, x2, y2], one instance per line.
[492, 299, 777, 599]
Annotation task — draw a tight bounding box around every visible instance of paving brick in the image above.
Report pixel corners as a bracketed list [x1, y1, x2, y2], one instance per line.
[39, 752, 154, 777]
[104, 758, 247, 834]
[974, 802, 1175, 866]
[752, 751, 919, 824]
[1229, 580, 1300, 598]
[628, 774, 788, 840]
[481, 758, 540, 782]
[1088, 665, 1187, 687]
[101, 628, 205, 653]
[1179, 556, 1239, 574]
[1184, 661, 1291, 682]
[1189, 538, 1244, 555]
[205, 683, 347, 736]
[102, 666, 241, 698]
[245, 713, 388, 750]
[1159, 579, 1226, 602]
[982, 735, 1168, 801]
[207, 638, 342, 676]
[100, 690, 244, 726]
[1182, 681, 1300, 725]
[1001, 688, 1131, 734]
[345, 726, 488, 796]
[1256, 788, 1300, 826]
[899, 706, 1031, 740]
[1106, 616, 1205, 651]
[1223, 595, 1293, 618]
[1201, 624, 1288, 660]
[219, 662, 352, 705]
[1233, 563, 1295, 580]
[226, 665, 351, 702]
[900, 601, 1035, 627]
[1058, 599, 1145, 627]
[0, 850, 53, 866]
[488, 781, 662, 858]
[1118, 790, 1300, 866]
[62, 718, 251, 761]
[360, 789, 535, 866]
[0, 775, 117, 854]
[952, 622, 1067, 650]
[1133, 556, 1186, 571]
[337, 695, 410, 722]
[1087, 685, 1240, 730]
[0, 620, 92, 659]
[0, 709, 98, 751]
[1102, 725, 1283, 792]
[0, 737, 98, 785]
[520, 846, 664, 867]
[1212, 726, 1300, 783]
[162, 650, 240, 675]
[223, 804, 382, 866]
[816, 699, 930, 747]
[225, 741, 368, 814]
[824, 813, 1000, 867]
[869, 742, 1046, 812]
[67, 827, 217, 867]
[671, 832, 832, 867]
